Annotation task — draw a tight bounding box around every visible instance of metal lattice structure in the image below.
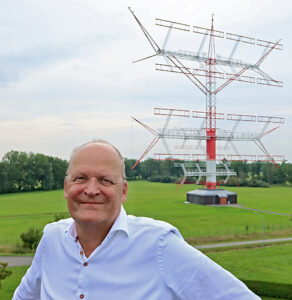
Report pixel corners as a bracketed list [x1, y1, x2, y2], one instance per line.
[129, 8, 283, 201]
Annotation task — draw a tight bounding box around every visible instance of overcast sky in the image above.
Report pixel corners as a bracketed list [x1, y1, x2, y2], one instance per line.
[0, 0, 291, 163]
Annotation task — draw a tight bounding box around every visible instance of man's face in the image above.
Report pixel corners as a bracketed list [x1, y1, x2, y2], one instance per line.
[64, 143, 127, 228]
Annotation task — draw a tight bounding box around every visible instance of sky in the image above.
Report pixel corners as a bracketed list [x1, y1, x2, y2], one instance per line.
[0, 0, 291, 163]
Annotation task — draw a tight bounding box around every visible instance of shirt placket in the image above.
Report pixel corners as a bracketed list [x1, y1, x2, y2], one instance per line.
[75, 233, 114, 299]
[75, 240, 89, 299]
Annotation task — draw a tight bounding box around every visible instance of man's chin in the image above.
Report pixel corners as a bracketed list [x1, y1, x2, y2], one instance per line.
[78, 217, 104, 225]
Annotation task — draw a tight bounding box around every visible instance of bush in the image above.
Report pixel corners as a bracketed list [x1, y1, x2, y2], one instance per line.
[54, 212, 70, 222]
[14, 242, 31, 254]
[161, 176, 177, 183]
[20, 228, 42, 250]
[148, 175, 163, 182]
[0, 263, 12, 289]
[242, 280, 292, 299]
[148, 175, 178, 183]
[247, 179, 269, 188]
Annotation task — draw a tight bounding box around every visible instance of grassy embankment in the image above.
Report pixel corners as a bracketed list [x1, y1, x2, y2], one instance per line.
[1, 243, 292, 299]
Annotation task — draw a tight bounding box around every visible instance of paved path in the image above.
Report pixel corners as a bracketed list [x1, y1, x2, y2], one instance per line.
[234, 205, 291, 216]
[195, 236, 292, 249]
[1, 237, 292, 266]
[210, 204, 291, 216]
[0, 256, 33, 267]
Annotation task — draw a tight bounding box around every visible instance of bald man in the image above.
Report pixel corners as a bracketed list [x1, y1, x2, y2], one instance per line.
[13, 140, 260, 300]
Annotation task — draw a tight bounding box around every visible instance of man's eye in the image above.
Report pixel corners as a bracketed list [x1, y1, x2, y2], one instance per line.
[73, 177, 86, 183]
[100, 178, 114, 186]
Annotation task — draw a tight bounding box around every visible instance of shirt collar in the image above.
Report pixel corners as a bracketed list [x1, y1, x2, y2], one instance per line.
[68, 220, 78, 242]
[67, 205, 129, 241]
[109, 205, 129, 237]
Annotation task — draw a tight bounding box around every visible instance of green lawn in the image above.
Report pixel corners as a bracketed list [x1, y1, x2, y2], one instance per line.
[0, 182, 292, 246]
[206, 243, 292, 284]
[0, 190, 67, 246]
[0, 265, 29, 300]
[0, 190, 67, 217]
[232, 185, 292, 214]
[0, 183, 291, 299]
[125, 182, 292, 238]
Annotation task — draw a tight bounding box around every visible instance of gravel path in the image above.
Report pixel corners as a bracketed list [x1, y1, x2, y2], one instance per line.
[195, 236, 292, 249]
[235, 205, 291, 216]
[1, 237, 292, 266]
[209, 204, 291, 216]
[0, 256, 33, 267]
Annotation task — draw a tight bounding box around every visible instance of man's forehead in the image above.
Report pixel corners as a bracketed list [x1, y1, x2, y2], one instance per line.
[69, 143, 122, 172]
[74, 143, 118, 160]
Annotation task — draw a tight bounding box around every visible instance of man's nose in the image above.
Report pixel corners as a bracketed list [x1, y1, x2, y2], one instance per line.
[84, 177, 101, 196]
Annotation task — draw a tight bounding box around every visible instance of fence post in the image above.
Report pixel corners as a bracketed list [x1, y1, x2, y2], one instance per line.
[254, 212, 265, 247]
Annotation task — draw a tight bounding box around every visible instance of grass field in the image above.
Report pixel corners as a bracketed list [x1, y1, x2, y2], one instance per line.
[125, 182, 292, 239]
[0, 266, 28, 300]
[206, 243, 292, 284]
[0, 181, 292, 247]
[0, 182, 291, 299]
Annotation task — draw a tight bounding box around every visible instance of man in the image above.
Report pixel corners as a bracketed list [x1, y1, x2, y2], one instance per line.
[13, 140, 260, 299]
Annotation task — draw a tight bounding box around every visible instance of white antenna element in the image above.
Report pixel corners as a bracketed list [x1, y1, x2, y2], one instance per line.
[129, 8, 284, 204]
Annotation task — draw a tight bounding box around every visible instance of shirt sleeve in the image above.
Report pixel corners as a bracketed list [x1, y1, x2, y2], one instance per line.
[158, 231, 261, 300]
[12, 235, 44, 300]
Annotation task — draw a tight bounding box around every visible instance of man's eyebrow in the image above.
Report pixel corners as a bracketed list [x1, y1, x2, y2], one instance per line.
[70, 171, 87, 177]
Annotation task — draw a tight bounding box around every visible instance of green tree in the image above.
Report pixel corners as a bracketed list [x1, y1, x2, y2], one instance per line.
[124, 158, 141, 180]
[262, 162, 278, 184]
[250, 161, 261, 180]
[0, 161, 10, 193]
[0, 262, 12, 289]
[275, 161, 288, 184]
[20, 228, 42, 250]
[287, 163, 292, 184]
[139, 158, 160, 179]
[2, 150, 27, 192]
[49, 156, 68, 189]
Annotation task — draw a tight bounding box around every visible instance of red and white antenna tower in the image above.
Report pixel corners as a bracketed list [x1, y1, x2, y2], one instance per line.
[129, 8, 284, 204]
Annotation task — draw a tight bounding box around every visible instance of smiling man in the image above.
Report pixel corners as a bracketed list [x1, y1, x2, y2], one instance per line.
[64, 141, 128, 257]
[13, 140, 260, 300]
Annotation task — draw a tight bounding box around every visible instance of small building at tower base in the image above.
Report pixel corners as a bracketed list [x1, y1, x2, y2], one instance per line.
[187, 189, 237, 205]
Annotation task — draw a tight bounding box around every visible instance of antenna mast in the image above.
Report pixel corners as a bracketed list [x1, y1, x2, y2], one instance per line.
[129, 8, 284, 204]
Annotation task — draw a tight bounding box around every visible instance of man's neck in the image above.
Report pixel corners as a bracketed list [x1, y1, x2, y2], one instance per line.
[75, 221, 113, 258]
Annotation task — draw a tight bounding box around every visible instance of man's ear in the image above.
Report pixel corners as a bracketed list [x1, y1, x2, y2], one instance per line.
[64, 179, 68, 199]
[121, 180, 128, 204]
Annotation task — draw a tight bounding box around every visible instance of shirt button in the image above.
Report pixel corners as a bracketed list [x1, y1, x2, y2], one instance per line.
[80, 251, 84, 255]
[80, 294, 84, 299]
[83, 262, 88, 267]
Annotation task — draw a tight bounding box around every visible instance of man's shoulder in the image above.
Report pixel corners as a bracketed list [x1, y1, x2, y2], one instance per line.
[43, 218, 74, 235]
[126, 214, 182, 238]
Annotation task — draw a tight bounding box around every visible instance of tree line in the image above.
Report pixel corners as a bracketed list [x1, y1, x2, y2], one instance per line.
[0, 150, 291, 194]
[125, 158, 292, 187]
[0, 150, 67, 193]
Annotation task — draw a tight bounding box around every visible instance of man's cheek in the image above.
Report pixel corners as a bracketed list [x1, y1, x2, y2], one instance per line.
[68, 185, 84, 197]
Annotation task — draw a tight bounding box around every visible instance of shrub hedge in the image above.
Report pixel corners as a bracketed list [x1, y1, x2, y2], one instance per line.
[242, 279, 292, 299]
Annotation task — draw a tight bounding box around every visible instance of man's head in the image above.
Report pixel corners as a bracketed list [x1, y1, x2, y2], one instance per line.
[64, 140, 128, 229]
[66, 139, 126, 180]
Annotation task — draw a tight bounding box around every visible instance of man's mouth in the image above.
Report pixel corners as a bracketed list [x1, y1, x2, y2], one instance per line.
[80, 201, 101, 205]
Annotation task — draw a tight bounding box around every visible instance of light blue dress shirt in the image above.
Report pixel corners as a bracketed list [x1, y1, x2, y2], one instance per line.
[13, 207, 260, 300]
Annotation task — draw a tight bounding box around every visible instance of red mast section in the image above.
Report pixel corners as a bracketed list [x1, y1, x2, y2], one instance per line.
[129, 7, 284, 191]
[206, 15, 217, 189]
